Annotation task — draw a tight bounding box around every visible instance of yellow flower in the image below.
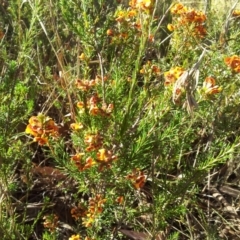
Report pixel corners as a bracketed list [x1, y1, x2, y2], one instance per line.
[70, 123, 84, 131]
[167, 23, 175, 31]
[69, 234, 81, 240]
[232, 10, 240, 17]
[79, 53, 86, 61]
[82, 213, 95, 227]
[164, 66, 185, 86]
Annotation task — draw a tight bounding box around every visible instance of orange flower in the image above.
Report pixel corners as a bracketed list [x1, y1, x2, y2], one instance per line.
[116, 196, 124, 204]
[88, 194, 106, 214]
[71, 153, 85, 171]
[83, 157, 96, 170]
[75, 79, 96, 91]
[151, 65, 161, 75]
[183, 10, 206, 23]
[96, 149, 117, 163]
[71, 153, 95, 171]
[202, 77, 222, 95]
[119, 32, 128, 39]
[96, 148, 117, 171]
[106, 29, 114, 36]
[71, 153, 85, 161]
[127, 9, 137, 18]
[71, 206, 87, 220]
[89, 104, 102, 116]
[84, 133, 103, 151]
[34, 136, 48, 146]
[194, 25, 207, 38]
[77, 101, 86, 114]
[25, 116, 43, 136]
[224, 55, 240, 73]
[89, 94, 101, 105]
[126, 169, 146, 189]
[82, 195, 106, 227]
[170, 4, 207, 40]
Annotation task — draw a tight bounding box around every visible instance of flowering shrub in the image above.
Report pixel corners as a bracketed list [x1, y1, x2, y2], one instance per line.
[169, 3, 207, 38]
[3, 0, 240, 239]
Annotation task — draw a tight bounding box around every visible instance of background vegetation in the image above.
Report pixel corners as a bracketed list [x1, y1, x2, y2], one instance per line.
[0, 0, 240, 239]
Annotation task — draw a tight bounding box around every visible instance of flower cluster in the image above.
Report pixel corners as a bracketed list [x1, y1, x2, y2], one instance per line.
[126, 169, 147, 189]
[84, 133, 103, 152]
[140, 61, 161, 77]
[164, 66, 186, 104]
[82, 194, 106, 227]
[129, 0, 154, 13]
[71, 153, 95, 171]
[115, 8, 137, 23]
[224, 55, 240, 73]
[71, 203, 88, 221]
[96, 148, 118, 170]
[25, 114, 59, 145]
[110, 0, 154, 44]
[75, 79, 97, 92]
[168, 3, 207, 38]
[71, 131, 117, 172]
[75, 75, 107, 92]
[77, 93, 114, 117]
[164, 66, 185, 86]
[108, 8, 140, 44]
[70, 195, 106, 228]
[43, 214, 59, 232]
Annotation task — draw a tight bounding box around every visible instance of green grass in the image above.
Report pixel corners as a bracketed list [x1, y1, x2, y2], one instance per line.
[0, 0, 240, 239]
